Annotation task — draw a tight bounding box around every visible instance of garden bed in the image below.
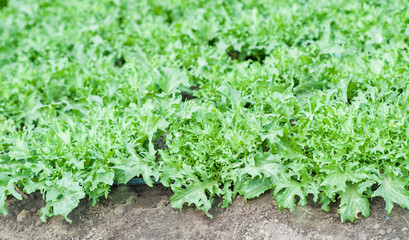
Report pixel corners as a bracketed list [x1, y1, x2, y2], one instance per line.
[1, 0, 409, 225]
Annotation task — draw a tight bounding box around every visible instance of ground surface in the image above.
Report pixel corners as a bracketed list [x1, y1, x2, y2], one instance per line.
[0, 185, 408, 240]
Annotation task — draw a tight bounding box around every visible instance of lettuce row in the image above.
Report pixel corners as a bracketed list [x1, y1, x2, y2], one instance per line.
[1, 0, 409, 222]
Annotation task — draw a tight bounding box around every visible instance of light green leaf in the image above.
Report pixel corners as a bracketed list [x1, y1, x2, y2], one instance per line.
[338, 183, 370, 223]
[241, 153, 285, 181]
[320, 165, 362, 199]
[114, 154, 157, 187]
[40, 173, 85, 223]
[0, 173, 25, 215]
[171, 179, 220, 218]
[238, 177, 274, 200]
[372, 175, 409, 214]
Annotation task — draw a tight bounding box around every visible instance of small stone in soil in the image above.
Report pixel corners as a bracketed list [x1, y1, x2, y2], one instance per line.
[373, 223, 379, 229]
[402, 227, 408, 231]
[17, 209, 30, 222]
[114, 206, 125, 216]
[378, 229, 386, 236]
[387, 228, 392, 234]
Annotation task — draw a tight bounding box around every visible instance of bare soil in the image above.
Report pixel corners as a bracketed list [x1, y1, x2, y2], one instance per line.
[0, 185, 408, 240]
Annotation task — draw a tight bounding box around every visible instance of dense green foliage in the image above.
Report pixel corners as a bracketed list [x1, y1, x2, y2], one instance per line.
[1, 0, 409, 222]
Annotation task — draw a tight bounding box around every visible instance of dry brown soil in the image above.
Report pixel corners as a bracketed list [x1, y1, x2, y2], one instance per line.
[1, 184, 408, 240]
